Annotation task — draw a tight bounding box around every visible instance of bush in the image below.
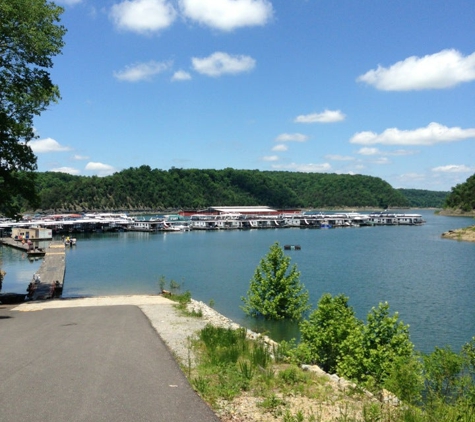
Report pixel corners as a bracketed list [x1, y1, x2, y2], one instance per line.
[298, 293, 362, 373]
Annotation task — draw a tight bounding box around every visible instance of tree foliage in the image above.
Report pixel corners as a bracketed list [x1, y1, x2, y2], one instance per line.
[444, 173, 475, 212]
[28, 167, 413, 212]
[241, 242, 310, 321]
[296, 295, 418, 396]
[0, 0, 66, 217]
[299, 293, 362, 374]
[398, 188, 449, 208]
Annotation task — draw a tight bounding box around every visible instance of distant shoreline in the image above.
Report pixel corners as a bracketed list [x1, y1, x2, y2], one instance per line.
[437, 208, 475, 217]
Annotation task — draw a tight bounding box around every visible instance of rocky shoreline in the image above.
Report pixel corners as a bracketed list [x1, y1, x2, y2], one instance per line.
[441, 225, 475, 242]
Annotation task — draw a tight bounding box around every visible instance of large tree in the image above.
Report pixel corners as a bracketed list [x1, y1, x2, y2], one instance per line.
[0, 0, 66, 218]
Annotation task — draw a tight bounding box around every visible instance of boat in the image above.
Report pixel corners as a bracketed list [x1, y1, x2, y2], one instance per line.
[27, 248, 46, 258]
[64, 236, 77, 246]
[284, 245, 301, 250]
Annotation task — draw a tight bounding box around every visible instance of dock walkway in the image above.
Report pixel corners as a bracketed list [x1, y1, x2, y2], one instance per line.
[0, 236, 31, 252]
[28, 241, 65, 300]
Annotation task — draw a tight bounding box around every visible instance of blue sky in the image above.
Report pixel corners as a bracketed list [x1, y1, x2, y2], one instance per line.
[31, 0, 475, 191]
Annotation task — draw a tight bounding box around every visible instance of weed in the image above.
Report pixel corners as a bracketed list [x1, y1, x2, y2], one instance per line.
[362, 403, 381, 422]
[239, 360, 254, 381]
[158, 275, 166, 292]
[282, 409, 305, 422]
[259, 393, 286, 416]
[192, 376, 209, 395]
[169, 279, 181, 291]
[279, 366, 307, 385]
[251, 341, 271, 368]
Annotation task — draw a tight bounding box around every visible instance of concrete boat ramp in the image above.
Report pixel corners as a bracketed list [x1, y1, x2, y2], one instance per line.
[0, 298, 220, 422]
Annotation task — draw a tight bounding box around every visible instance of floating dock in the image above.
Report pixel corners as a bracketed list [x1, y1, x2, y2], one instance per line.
[0, 237, 31, 252]
[1, 238, 65, 301]
[27, 241, 65, 300]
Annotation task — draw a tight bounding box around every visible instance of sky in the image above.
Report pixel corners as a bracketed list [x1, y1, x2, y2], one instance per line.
[31, 0, 475, 192]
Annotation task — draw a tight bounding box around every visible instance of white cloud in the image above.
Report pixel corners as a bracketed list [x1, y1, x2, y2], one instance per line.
[262, 155, 279, 162]
[357, 147, 380, 156]
[272, 162, 331, 172]
[179, 0, 273, 31]
[356, 147, 417, 156]
[49, 167, 81, 175]
[113, 60, 172, 82]
[171, 70, 192, 81]
[399, 172, 426, 182]
[110, 0, 176, 34]
[73, 154, 90, 160]
[432, 164, 474, 173]
[371, 157, 390, 165]
[325, 154, 354, 161]
[357, 49, 475, 91]
[294, 109, 346, 123]
[191, 52, 255, 77]
[29, 138, 71, 153]
[389, 149, 418, 156]
[275, 133, 308, 142]
[350, 122, 475, 146]
[85, 162, 116, 177]
[272, 144, 288, 152]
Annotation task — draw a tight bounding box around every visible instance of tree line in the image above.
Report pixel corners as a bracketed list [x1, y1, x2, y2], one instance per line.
[397, 188, 449, 208]
[444, 173, 475, 212]
[22, 166, 443, 212]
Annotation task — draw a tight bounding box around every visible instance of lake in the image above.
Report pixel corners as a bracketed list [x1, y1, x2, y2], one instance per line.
[1, 210, 474, 353]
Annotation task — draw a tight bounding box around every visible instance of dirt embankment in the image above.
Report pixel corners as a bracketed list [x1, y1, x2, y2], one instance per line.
[441, 226, 475, 242]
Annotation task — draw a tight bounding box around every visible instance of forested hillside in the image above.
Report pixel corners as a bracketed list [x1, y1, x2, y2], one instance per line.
[444, 173, 475, 211]
[34, 166, 410, 211]
[397, 188, 449, 208]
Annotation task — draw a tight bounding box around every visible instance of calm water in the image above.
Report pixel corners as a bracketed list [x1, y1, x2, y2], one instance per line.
[1, 210, 474, 353]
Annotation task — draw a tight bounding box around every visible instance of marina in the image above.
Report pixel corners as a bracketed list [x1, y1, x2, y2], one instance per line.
[0, 207, 426, 236]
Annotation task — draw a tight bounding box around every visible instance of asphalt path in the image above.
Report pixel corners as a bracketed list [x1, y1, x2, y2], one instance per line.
[0, 305, 220, 422]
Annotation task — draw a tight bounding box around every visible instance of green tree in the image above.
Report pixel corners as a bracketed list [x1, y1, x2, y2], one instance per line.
[241, 242, 310, 321]
[360, 302, 415, 387]
[423, 346, 466, 405]
[0, 0, 66, 217]
[298, 293, 362, 374]
[336, 302, 417, 392]
[444, 173, 475, 212]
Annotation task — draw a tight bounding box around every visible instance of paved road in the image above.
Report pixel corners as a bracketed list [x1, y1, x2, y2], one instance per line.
[0, 305, 220, 422]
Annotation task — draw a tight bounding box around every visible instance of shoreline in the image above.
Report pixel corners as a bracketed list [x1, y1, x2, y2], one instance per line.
[441, 225, 475, 242]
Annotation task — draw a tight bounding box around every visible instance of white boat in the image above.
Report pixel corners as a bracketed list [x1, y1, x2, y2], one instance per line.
[65, 236, 76, 246]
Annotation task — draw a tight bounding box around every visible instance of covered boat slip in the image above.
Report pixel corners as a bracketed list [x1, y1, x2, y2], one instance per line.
[0, 209, 426, 236]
